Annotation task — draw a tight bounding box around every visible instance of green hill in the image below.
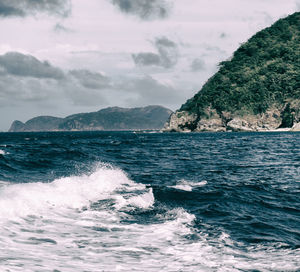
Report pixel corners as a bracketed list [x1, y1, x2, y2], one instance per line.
[9, 106, 172, 132]
[164, 12, 300, 132]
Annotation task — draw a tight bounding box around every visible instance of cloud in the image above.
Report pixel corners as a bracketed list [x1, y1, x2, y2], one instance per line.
[0, 52, 109, 108]
[63, 82, 108, 106]
[118, 75, 182, 106]
[53, 23, 73, 33]
[69, 69, 111, 89]
[110, 0, 172, 20]
[0, 51, 182, 130]
[132, 52, 161, 66]
[0, 52, 65, 79]
[132, 37, 178, 68]
[0, 75, 62, 105]
[155, 37, 178, 68]
[0, 2, 24, 17]
[190, 58, 205, 71]
[0, 0, 71, 18]
[220, 32, 227, 39]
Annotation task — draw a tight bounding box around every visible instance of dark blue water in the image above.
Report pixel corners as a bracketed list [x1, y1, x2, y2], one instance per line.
[0, 131, 299, 271]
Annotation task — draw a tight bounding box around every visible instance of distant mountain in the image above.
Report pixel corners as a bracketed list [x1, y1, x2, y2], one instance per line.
[9, 106, 173, 132]
[164, 12, 300, 132]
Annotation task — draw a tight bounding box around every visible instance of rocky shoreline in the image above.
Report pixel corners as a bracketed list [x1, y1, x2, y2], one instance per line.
[163, 106, 300, 132]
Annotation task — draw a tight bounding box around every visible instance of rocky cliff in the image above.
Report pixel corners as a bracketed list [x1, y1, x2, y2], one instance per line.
[164, 12, 300, 132]
[9, 106, 173, 132]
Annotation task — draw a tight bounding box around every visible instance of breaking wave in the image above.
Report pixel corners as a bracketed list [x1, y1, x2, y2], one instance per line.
[0, 165, 299, 271]
[169, 179, 208, 191]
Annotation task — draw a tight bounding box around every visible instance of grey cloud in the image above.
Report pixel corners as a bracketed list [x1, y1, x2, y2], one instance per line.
[0, 52, 179, 125]
[132, 37, 178, 68]
[53, 23, 73, 33]
[63, 82, 108, 106]
[0, 2, 24, 17]
[69, 69, 111, 89]
[119, 75, 182, 106]
[132, 52, 161, 66]
[0, 75, 62, 105]
[0, 52, 108, 108]
[155, 37, 176, 48]
[110, 0, 171, 20]
[0, 52, 65, 79]
[0, 73, 106, 107]
[190, 58, 205, 71]
[155, 37, 178, 68]
[0, 0, 71, 18]
[0, 69, 105, 108]
[220, 32, 227, 39]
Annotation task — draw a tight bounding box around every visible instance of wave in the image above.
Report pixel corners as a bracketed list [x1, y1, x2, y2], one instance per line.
[169, 179, 207, 192]
[0, 165, 153, 219]
[0, 166, 299, 271]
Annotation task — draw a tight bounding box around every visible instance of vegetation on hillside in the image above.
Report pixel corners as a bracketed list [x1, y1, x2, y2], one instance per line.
[181, 12, 300, 121]
[9, 106, 172, 132]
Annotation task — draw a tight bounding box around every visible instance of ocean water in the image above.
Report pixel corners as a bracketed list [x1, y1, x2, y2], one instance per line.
[0, 131, 299, 272]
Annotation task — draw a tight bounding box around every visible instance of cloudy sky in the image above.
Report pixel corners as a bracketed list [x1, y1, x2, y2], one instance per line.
[0, 0, 299, 130]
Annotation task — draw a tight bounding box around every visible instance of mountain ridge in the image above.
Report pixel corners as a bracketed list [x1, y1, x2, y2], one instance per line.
[9, 105, 173, 132]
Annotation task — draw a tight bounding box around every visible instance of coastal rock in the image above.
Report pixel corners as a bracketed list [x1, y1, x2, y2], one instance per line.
[226, 109, 282, 132]
[226, 118, 254, 132]
[163, 111, 197, 132]
[195, 109, 225, 132]
[196, 118, 226, 132]
[164, 107, 283, 132]
[291, 123, 300, 131]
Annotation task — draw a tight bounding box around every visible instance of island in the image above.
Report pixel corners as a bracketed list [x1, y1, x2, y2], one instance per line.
[9, 106, 173, 132]
[164, 12, 300, 132]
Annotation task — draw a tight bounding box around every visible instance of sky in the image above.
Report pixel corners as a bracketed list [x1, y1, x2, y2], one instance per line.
[0, 0, 299, 131]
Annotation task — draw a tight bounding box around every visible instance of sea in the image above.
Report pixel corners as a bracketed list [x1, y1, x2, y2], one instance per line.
[0, 131, 299, 272]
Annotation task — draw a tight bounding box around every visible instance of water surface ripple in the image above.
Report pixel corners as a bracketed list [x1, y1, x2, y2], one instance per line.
[0, 131, 299, 271]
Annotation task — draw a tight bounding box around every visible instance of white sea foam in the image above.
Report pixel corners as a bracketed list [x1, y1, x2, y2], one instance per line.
[0, 166, 152, 219]
[0, 181, 8, 189]
[169, 179, 207, 191]
[0, 149, 5, 155]
[0, 167, 299, 272]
